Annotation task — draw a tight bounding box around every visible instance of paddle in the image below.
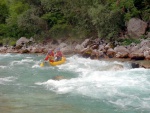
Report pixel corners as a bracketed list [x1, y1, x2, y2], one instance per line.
[40, 52, 49, 67]
[40, 61, 44, 67]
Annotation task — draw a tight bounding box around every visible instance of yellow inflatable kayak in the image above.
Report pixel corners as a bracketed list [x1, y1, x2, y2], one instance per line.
[49, 57, 66, 66]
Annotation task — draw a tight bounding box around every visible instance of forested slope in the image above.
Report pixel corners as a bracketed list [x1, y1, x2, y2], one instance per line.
[0, 0, 150, 45]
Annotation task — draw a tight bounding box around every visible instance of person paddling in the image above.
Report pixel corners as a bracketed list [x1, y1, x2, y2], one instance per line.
[44, 50, 55, 62]
[55, 48, 63, 61]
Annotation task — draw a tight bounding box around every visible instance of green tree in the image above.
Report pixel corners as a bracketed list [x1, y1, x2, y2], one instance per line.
[4, 0, 30, 38]
[0, 0, 9, 24]
[88, 4, 123, 39]
[18, 8, 47, 37]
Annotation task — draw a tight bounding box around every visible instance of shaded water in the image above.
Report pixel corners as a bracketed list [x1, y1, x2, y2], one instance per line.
[0, 53, 150, 113]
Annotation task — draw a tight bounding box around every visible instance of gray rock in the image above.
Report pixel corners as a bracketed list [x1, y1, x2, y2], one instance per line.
[140, 39, 150, 48]
[58, 43, 67, 48]
[127, 18, 147, 38]
[107, 48, 115, 58]
[16, 37, 29, 46]
[81, 39, 90, 47]
[61, 45, 74, 54]
[74, 44, 84, 53]
[29, 37, 34, 42]
[116, 52, 128, 58]
[114, 46, 129, 53]
[131, 63, 140, 68]
[129, 51, 144, 60]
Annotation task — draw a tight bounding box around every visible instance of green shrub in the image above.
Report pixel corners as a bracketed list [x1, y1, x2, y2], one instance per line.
[88, 4, 124, 39]
[9, 40, 16, 46]
[140, 35, 147, 39]
[121, 38, 140, 45]
[49, 24, 71, 38]
[0, 38, 3, 46]
[2, 37, 17, 46]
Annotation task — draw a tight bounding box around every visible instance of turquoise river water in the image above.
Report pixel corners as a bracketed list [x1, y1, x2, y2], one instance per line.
[0, 53, 150, 113]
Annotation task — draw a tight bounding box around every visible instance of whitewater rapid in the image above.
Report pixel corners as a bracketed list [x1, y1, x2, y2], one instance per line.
[0, 54, 150, 112]
[35, 55, 150, 110]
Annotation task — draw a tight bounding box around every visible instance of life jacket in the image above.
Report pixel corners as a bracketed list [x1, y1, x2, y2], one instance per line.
[49, 51, 54, 57]
[44, 55, 49, 60]
[44, 51, 54, 61]
[56, 51, 62, 57]
[49, 56, 54, 62]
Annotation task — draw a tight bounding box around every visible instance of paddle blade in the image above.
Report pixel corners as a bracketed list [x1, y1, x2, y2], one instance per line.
[40, 62, 44, 67]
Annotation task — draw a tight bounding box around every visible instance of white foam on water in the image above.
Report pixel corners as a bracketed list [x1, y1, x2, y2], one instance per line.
[0, 53, 21, 58]
[0, 76, 17, 85]
[36, 55, 150, 110]
[32, 64, 41, 68]
[32, 60, 54, 69]
[10, 59, 34, 66]
[0, 53, 12, 57]
[21, 59, 34, 62]
[58, 55, 131, 73]
[0, 65, 7, 69]
[26, 57, 33, 59]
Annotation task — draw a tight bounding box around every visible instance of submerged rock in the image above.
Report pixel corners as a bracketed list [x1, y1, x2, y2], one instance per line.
[52, 75, 65, 81]
[109, 64, 124, 71]
[131, 60, 150, 69]
[131, 62, 140, 68]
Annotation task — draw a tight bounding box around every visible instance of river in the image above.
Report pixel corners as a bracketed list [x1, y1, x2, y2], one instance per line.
[0, 53, 150, 113]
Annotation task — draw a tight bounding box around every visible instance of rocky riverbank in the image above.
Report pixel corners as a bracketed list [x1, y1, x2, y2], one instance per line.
[0, 37, 150, 69]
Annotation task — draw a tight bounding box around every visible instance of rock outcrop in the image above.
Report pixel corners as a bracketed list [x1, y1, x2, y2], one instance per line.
[127, 18, 148, 38]
[16, 37, 29, 46]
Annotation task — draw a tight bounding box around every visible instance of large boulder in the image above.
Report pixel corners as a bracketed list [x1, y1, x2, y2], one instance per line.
[127, 18, 147, 38]
[0, 46, 7, 53]
[61, 45, 74, 55]
[74, 44, 84, 53]
[129, 45, 140, 52]
[129, 51, 144, 60]
[30, 46, 43, 53]
[106, 48, 115, 58]
[116, 52, 128, 58]
[98, 45, 106, 53]
[80, 39, 90, 48]
[99, 45, 105, 51]
[129, 45, 150, 60]
[114, 46, 129, 58]
[114, 46, 129, 53]
[16, 37, 29, 46]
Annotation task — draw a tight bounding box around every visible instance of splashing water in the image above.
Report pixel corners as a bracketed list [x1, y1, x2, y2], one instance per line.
[0, 54, 150, 113]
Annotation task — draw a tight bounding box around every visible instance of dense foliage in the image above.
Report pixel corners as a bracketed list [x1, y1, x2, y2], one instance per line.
[0, 0, 149, 42]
